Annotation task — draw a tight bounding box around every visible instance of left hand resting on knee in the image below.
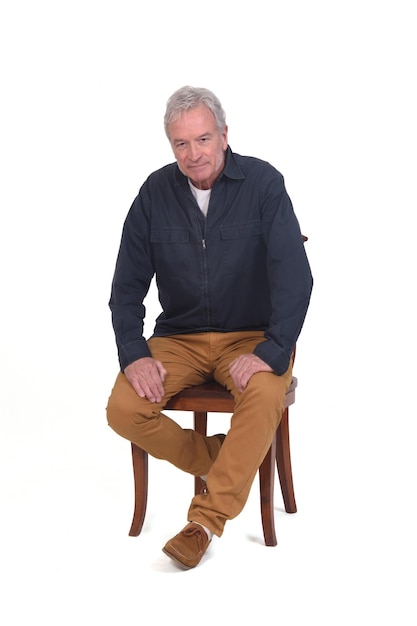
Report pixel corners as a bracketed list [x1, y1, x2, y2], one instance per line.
[229, 354, 273, 393]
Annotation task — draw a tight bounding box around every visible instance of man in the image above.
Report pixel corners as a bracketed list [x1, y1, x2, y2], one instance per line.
[107, 86, 313, 568]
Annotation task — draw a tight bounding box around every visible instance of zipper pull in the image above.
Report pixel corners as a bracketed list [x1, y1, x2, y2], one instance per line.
[202, 238, 206, 249]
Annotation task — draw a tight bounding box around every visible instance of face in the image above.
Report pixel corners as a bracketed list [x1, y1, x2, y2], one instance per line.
[168, 105, 228, 190]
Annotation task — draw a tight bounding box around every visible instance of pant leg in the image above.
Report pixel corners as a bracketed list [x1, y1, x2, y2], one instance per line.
[106, 334, 223, 476]
[187, 331, 294, 536]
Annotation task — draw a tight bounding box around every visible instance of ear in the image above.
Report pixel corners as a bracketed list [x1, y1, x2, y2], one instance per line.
[221, 125, 229, 149]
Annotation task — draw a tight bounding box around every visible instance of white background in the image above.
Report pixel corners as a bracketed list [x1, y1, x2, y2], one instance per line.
[1, 1, 416, 624]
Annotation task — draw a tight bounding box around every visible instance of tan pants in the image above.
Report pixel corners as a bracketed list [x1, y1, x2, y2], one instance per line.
[106, 331, 293, 537]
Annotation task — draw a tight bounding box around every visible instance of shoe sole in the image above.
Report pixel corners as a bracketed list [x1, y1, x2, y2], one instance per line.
[162, 547, 196, 570]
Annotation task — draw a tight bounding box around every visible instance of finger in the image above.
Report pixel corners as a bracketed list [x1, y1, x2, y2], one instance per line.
[144, 367, 167, 402]
[230, 368, 245, 393]
[127, 370, 161, 402]
[229, 355, 244, 376]
[138, 380, 160, 403]
[130, 378, 146, 399]
[141, 377, 163, 403]
[156, 360, 168, 382]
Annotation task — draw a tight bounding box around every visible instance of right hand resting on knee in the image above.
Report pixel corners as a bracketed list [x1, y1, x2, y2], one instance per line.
[124, 357, 167, 403]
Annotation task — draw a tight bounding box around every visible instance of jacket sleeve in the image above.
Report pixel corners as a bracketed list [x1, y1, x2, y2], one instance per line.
[109, 188, 155, 370]
[253, 171, 313, 375]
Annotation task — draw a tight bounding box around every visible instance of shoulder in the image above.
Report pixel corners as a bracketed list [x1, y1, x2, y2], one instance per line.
[227, 149, 284, 185]
[144, 162, 178, 188]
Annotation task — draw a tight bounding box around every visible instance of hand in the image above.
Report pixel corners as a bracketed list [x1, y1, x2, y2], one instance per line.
[229, 353, 273, 393]
[124, 357, 167, 403]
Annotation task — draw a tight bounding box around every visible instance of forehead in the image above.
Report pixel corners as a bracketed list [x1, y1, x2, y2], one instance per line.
[168, 105, 217, 141]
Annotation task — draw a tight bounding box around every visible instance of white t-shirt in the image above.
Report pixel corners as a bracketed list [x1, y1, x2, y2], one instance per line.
[189, 180, 211, 217]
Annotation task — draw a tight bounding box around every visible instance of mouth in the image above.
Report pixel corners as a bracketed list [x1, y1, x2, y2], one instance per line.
[188, 162, 208, 171]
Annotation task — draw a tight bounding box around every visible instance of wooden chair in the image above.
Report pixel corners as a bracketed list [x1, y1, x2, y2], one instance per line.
[129, 376, 298, 546]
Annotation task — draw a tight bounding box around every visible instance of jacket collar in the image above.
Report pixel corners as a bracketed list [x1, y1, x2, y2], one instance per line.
[221, 146, 245, 181]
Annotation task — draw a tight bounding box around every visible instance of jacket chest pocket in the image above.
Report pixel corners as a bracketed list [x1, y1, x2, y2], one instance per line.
[220, 221, 263, 240]
[151, 228, 191, 273]
[151, 228, 190, 244]
[220, 221, 264, 273]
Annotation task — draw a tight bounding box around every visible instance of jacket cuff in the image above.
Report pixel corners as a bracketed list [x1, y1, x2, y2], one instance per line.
[253, 339, 291, 376]
[118, 339, 152, 371]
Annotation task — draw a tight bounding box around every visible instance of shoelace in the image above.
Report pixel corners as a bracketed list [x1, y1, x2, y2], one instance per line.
[182, 524, 206, 538]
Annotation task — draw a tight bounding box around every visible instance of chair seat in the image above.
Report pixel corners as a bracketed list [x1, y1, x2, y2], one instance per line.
[166, 377, 297, 410]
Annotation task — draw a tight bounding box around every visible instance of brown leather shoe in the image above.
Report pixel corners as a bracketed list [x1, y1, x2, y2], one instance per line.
[162, 523, 211, 569]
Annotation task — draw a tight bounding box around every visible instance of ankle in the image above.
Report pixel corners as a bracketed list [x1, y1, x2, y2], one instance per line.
[192, 521, 213, 540]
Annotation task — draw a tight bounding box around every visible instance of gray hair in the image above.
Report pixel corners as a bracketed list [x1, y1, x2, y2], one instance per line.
[164, 86, 227, 138]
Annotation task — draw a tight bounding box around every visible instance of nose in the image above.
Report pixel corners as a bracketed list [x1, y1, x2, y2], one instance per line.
[187, 142, 201, 162]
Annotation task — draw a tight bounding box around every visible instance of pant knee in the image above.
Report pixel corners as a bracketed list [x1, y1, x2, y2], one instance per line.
[106, 377, 157, 440]
[106, 392, 126, 435]
[106, 380, 138, 437]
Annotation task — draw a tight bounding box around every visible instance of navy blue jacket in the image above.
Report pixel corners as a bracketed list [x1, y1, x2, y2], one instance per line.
[109, 147, 313, 375]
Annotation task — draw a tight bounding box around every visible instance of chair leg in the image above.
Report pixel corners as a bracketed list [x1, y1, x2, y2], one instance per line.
[193, 411, 208, 495]
[129, 443, 149, 536]
[259, 435, 278, 547]
[276, 408, 297, 513]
